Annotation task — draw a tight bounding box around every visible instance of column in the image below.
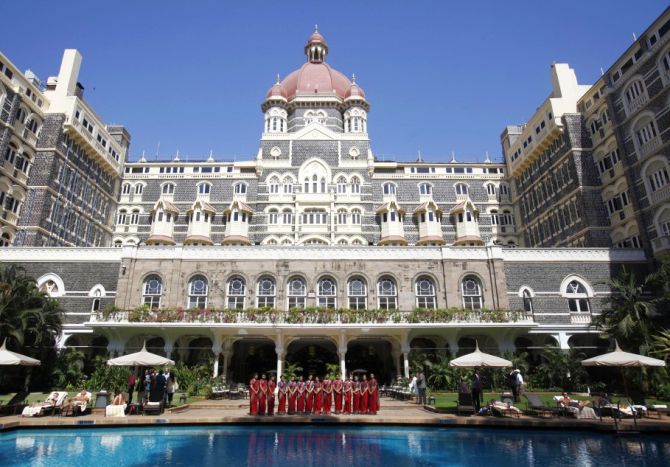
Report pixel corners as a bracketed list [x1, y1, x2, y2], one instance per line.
[551, 332, 572, 350]
[338, 332, 347, 380]
[391, 350, 401, 380]
[446, 335, 459, 357]
[211, 340, 223, 379]
[164, 337, 176, 359]
[275, 332, 285, 381]
[400, 332, 410, 378]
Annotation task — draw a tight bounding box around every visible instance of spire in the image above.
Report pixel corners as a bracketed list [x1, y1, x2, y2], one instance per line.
[275, 74, 281, 84]
[484, 151, 491, 163]
[351, 73, 356, 84]
[416, 150, 423, 163]
[450, 151, 457, 163]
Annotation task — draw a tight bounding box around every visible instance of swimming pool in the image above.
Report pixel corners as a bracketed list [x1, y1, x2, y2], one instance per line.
[0, 425, 668, 466]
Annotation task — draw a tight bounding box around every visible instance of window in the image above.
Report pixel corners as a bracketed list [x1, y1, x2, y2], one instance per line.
[597, 149, 620, 175]
[565, 280, 590, 313]
[635, 119, 658, 147]
[348, 277, 367, 309]
[302, 209, 328, 224]
[351, 209, 362, 224]
[419, 183, 432, 195]
[234, 183, 247, 194]
[486, 184, 496, 196]
[91, 298, 101, 312]
[197, 183, 211, 195]
[377, 276, 397, 310]
[162, 183, 175, 195]
[283, 178, 293, 194]
[143, 275, 163, 309]
[522, 289, 533, 313]
[382, 183, 396, 195]
[282, 209, 293, 224]
[317, 278, 337, 308]
[649, 166, 670, 192]
[188, 275, 209, 309]
[257, 276, 276, 308]
[490, 209, 498, 225]
[117, 209, 127, 225]
[624, 80, 645, 106]
[461, 276, 482, 310]
[337, 176, 347, 194]
[606, 191, 629, 216]
[268, 209, 278, 224]
[268, 177, 280, 194]
[287, 277, 307, 309]
[130, 210, 140, 225]
[455, 184, 468, 195]
[122, 184, 131, 195]
[226, 276, 246, 309]
[134, 184, 144, 195]
[415, 276, 436, 309]
[351, 176, 361, 194]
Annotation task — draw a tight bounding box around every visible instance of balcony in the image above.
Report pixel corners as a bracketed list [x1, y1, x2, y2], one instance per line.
[1, 210, 18, 225]
[650, 185, 670, 205]
[626, 94, 648, 116]
[21, 128, 37, 147]
[638, 136, 662, 158]
[91, 307, 534, 327]
[570, 313, 592, 324]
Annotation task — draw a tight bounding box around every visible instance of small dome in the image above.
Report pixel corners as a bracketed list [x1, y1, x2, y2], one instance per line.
[308, 30, 327, 46]
[266, 75, 287, 99]
[345, 77, 366, 99]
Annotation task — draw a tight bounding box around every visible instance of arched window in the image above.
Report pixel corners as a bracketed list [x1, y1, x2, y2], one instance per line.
[188, 275, 209, 309]
[226, 276, 246, 309]
[143, 275, 163, 309]
[317, 277, 337, 308]
[162, 183, 175, 195]
[134, 184, 144, 195]
[312, 174, 318, 193]
[419, 183, 432, 195]
[351, 209, 362, 224]
[337, 176, 347, 194]
[287, 277, 307, 309]
[486, 184, 496, 196]
[624, 79, 645, 112]
[122, 184, 131, 195]
[130, 209, 140, 225]
[348, 277, 367, 309]
[415, 276, 436, 309]
[117, 209, 127, 225]
[377, 276, 398, 310]
[257, 276, 276, 308]
[565, 280, 590, 313]
[320, 177, 326, 193]
[351, 176, 361, 194]
[283, 177, 293, 194]
[490, 209, 499, 225]
[634, 117, 658, 149]
[269, 177, 280, 194]
[455, 184, 468, 195]
[461, 276, 482, 310]
[337, 209, 347, 225]
[282, 209, 293, 224]
[0, 233, 11, 247]
[522, 289, 533, 313]
[234, 183, 247, 194]
[268, 209, 278, 224]
[304, 177, 310, 193]
[197, 183, 211, 195]
[382, 183, 396, 195]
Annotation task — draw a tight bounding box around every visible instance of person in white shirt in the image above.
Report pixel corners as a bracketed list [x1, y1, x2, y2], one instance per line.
[409, 374, 418, 403]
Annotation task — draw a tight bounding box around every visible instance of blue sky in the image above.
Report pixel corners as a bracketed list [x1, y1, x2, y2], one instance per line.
[3, 1, 668, 163]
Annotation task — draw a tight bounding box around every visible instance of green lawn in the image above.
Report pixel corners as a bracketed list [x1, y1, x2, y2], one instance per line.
[431, 391, 670, 411]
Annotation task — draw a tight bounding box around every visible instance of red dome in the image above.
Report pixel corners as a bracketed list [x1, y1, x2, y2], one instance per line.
[308, 30, 327, 45]
[345, 82, 366, 99]
[266, 81, 287, 99]
[277, 62, 354, 99]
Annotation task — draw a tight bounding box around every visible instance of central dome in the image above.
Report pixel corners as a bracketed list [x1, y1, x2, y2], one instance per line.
[266, 28, 365, 101]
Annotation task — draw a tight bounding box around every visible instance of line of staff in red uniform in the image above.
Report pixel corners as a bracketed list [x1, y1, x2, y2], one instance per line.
[248, 373, 380, 416]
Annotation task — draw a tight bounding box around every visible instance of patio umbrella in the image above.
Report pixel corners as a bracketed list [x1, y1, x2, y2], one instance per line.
[581, 340, 666, 368]
[0, 339, 41, 366]
[449, 341, 512, 368]
[107, 341, 174, 366]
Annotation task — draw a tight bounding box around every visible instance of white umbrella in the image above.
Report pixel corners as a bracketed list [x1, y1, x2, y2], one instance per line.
[449, 341, 512, 368]
[581, 340, 666, 368]
[0, 339, 40, 366]
[107, 342, 174, 367]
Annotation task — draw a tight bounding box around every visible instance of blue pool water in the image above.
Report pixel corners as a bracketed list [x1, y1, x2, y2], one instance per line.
[0, 425, 669, 467]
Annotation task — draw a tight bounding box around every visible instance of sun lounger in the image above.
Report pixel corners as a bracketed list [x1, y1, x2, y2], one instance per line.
[62, 391, 92, 416]
[0, 391, 29, 416]
[524, 394, 559, 418]
[143, 401, 163, 415]
[21, 391, 69, 417]
[490, 400, 522, 417]
[456, 392, 476, 416]
[105, 404, 127, 417]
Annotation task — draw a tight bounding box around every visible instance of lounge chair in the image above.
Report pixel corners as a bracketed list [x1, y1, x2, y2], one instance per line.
[21, 391, 69, 417]
[456, 392, 476, 416]
[524, 394, 559, 418]
[0, 391, 29, 416]
[143, 391, 164, 415]
[62, 391, 92, 416]
[489, 400, 522, 417]
[555, 395, 597, 419]
[105, 404, 127, 417]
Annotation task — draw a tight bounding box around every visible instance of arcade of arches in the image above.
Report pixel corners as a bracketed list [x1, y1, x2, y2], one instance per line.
[86, 328, 609, 384]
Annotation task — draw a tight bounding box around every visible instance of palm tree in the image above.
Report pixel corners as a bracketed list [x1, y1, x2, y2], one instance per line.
[425, 355, 459, 390]
[592, 267, 655, 352]
[651, 329, 670, 362]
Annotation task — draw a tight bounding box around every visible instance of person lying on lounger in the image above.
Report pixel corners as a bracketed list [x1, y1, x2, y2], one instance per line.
[489, 400, 522, 415]
[62, 390, 91, 415]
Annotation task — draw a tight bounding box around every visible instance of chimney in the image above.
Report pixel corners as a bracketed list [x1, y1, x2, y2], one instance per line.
[54, 49, 82, 98]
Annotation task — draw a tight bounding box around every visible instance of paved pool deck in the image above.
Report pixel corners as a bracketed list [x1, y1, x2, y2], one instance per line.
[1, 398, 669, 434]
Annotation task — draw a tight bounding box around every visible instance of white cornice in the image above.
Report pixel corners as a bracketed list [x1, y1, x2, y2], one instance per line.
[501, 248, 647, 263]
[0, 247, 123, 262]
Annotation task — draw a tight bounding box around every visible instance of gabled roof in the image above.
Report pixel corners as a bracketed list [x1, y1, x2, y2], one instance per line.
[449, 199, 479, 215]
[413, 200, 443, 215]
[224, 200, 254, 214]
[376, 200, 405, 215]
[187, 200, 216, 213]
[151, 199, 179, 214]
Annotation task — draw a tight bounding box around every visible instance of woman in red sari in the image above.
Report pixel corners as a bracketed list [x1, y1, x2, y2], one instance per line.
[249, 373, 259, 415]
[258, 374, 268, 416]
[267, 375, 276, 416]
[360, 374, 369, 414]
[352, 375, 361, 414]
[343, 376, 353, 414]
[368, 373, 379, 415]
[277, 375, 287, 415]
[314, 377, 323, 414]
[322, 377, 332, 414]
[305, 375, 314, 413]
[333, 377, 343, 414]
[287, 377, 297, 414]
[297, 376, 306, 414]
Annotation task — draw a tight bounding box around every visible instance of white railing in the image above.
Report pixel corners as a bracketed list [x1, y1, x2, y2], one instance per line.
[651, 185, 670, 205]
[570, 313, 592, 324]
[627, 94, 649, 115]
[638, 137, 662, 158]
